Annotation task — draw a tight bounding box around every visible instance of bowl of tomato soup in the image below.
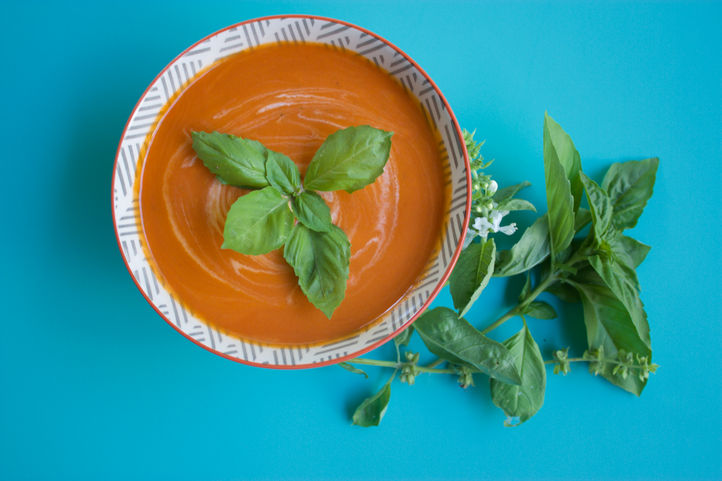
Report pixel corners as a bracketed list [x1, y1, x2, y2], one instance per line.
[112, 15, 471, 368]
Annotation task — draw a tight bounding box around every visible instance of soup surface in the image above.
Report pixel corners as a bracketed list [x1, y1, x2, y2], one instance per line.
[139, 43, 447, 345]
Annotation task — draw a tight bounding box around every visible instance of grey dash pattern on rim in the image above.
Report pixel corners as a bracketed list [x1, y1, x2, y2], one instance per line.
[113, 16, 469, 368]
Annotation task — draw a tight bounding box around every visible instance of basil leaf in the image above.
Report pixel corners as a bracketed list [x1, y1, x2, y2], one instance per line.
[580, 173, 614, 242]
[494, 216, 550, 277]
[449, 238, 496, 317]
[414, 307, 521, 385]
[589, 256, 651, 349]
[568, 269, 651, 395]
[191, 131, 269, 188]
[304, 126, 393, 193]
[543, 115, 576, 263]
[291, 191, 333, 233]
[518, 274, 532, 301]
[339, 362, 368, 379]
[544, 113, 583, 211]
[265, 150, 301, 195]
[283, 223, 350, 318]
[222, 187, 294, 255]
[611, 235, 651, 270]
[602, 157, 659, 230]
[524, 301, 557, 320]
[490, 325, 546, 426]
[493, 181, 531, 205]
[574, 207, 592, 233]
[394, 326, 414, 348]
[352, 378, 392, 427]
[545, 281, 580, 303]
[498, 198, 536, 213]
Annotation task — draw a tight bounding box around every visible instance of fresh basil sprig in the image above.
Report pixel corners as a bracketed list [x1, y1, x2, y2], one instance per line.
[191, 126, 393, 318]
[345, 113, 659, 427]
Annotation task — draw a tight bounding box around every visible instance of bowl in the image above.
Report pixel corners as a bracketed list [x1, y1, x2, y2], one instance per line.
[112, 15, 470, 368]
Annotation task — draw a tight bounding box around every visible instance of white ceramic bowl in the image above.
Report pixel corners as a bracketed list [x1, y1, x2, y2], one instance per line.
[112, 15, 470, 368]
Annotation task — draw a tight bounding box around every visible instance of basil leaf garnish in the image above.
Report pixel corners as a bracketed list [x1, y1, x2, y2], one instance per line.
[191, 131, 269, 188]
[265, 150, 301, 195]
[222, 186, 294, 255]
[283, 223, 350, 319]
[304, 125, 393, 193]
[291, 191, 333, 232]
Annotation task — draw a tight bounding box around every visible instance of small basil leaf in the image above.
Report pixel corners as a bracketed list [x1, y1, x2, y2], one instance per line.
[490, 325, 546, 426]
[543, 115, 576, 263]
[611, 235, 651, 270]
[544, 113, 583, 211]
[580, 173, 615, 243]
[545, 281, 580, 303]
[339, 362, 368, 379]
[602, 157, 659, 230]
[291, 191, 333, 232]
[518, 274, 532, 302]
[191, 131, 269, 188]
[494, 216, 550, 277]
[394, 326, 415, 348]
[569, 268, 651, 395]
[414, 307, 521, 385]
[222, 187, 294, 255]
[524, 301, 558, 320]
[265, 150, 301, 195]
[352, 378, 392, 427]
[493, 181, 531, 205]
[304, 126, 393, 193]
[574, 207, 592, 233]
[498, 198, 536, 213]
[283, 223, 350, 318]
[589, 256, 651, 349]
[449, 238, 496, 317]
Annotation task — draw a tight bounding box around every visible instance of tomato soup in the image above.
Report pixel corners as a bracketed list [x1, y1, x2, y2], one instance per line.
[138, 43, 448, 345]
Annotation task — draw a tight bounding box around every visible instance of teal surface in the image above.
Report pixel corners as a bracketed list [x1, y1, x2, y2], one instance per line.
[2, 1, 720, 480]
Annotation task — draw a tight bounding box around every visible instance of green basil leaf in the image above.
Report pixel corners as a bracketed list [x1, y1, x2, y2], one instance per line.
[283, 223, 350, 319]
[352, 378, 392, 427]
[339, 362, 368, 379]
[414, 307, 521, 385]
[490, 325, 546, 426]
[493, 181, 531, 205]
[574, 207, 592, 233]
[394, 326, 414, 348]
[191, 131, 269, 188]
[611, 235, 651, 270]
[580, 173, 615, 242]
[544, 113, 583, 211]
[518, 274, 532, 301]
[265, 150, 301, 195]
[291, 191, 333, 233]
[543, 116, 576, 263]
[545, 281, 580, 303]
[568, 269, 651, 395]
[222, 186, 294, 255]
[524, 300, 557, 320]
[589, 255, 651, 349]
[449, 238, 496, 317]
[602, 157, 659, 230]
[498, 198, 536, 213]
[304, 125, 393, 193]
[494, 216, 550, 277]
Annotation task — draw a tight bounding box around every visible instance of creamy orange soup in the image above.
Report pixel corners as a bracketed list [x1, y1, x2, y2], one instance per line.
[138, 43, 447, 345]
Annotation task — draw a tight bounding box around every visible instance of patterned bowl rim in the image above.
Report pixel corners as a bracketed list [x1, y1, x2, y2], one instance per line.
[111, 14, 471, 369]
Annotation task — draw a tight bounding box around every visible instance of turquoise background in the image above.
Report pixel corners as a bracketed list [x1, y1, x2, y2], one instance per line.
[2, 1, 720, 480]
